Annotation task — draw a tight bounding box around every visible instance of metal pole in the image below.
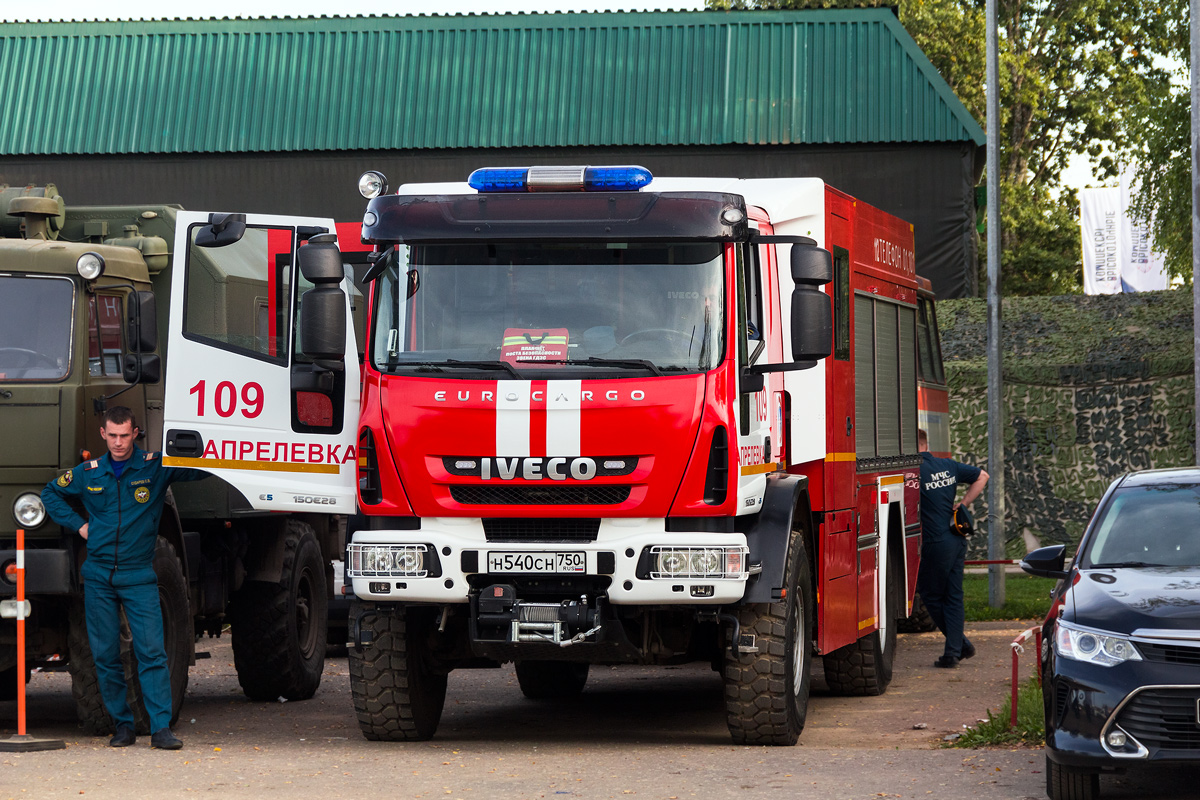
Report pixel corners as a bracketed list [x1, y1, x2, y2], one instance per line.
[1192, 0, 1200, 465]
[986, 0, 1006, 607]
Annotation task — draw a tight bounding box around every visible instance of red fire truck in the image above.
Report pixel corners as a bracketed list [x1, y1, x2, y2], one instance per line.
[164, 166, 929, 746]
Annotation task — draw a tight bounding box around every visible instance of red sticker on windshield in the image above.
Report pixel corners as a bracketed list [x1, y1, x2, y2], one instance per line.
[501, 328, 569, 366]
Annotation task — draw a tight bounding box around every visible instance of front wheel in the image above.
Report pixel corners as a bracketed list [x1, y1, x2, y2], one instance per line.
[1046, 755, 1100, 800]
[822, 545, 899, 696]
[723, 530, 813, 745]
[348, 600, 448, 741]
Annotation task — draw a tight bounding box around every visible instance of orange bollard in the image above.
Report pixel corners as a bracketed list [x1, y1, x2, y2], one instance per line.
[0, 528, 65, 752]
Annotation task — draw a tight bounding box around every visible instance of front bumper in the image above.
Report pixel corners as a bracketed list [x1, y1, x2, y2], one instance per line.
[348, 517, 750, 605]
[1046, 654, 1200, 767]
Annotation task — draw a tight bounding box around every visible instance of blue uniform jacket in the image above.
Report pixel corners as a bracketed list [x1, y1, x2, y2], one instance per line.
[919, 451, 982, 546]
[41, 446, 208, 572]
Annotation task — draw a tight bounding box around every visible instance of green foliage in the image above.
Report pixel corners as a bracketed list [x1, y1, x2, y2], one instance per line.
[953, 677, 1044, 747]
[704, 0, 1177, 296]
[963, 573, 1056, 622]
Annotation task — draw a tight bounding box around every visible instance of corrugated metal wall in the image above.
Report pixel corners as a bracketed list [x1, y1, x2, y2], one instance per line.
[0, 10, 983, 156]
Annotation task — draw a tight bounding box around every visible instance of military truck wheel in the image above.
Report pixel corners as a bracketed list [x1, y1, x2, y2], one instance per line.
[66, 537, 191, 734]
[822, 546, 900, 696]
[231, 520, 328, 701]
[723, 530, 813, 746]
[348, 600, 447, 741]
[897, 590, 937, 633]
[515, 661, 589, 699]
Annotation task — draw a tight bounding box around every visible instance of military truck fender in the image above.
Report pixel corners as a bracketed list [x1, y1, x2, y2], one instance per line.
[157, 491, 189, 581]
[740, 474, 813, 604]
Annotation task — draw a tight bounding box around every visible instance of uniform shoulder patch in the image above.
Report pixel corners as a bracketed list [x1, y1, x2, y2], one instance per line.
[144, 452, 160, 461]
[56, 471, 72, 487]
[84, 460, 99, 470]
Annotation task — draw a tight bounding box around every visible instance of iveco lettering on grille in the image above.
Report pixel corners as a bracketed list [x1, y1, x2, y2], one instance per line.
[433, 389, 646, 402]
[481, 456, 597, 481]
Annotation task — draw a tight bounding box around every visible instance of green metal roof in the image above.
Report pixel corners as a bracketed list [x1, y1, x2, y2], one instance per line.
[0, 10, 984, 156]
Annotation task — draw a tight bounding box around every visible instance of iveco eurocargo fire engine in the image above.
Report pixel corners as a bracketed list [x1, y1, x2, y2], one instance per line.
[328, 165, 931, 746]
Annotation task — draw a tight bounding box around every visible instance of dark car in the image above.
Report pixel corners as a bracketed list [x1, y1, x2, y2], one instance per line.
[1022, 467, 1200, 800]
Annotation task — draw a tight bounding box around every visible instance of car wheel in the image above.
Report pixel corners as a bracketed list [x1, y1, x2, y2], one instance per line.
[1046, 754, 1099, 800]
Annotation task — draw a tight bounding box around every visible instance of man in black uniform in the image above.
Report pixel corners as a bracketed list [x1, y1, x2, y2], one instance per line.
[42, 406, 207, 748]
[917, 428, 989, 668]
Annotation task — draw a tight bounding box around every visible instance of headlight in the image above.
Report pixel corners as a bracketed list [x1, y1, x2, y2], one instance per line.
[76, 251, 106, 280]
[650, 546, 748, 580]
[1055, 621, 1142, 666]
[347, 543, 427, 578]
[358, 171, 388, 199]
[13, 492, 46, 528]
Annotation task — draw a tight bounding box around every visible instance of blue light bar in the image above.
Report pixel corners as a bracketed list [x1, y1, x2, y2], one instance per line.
[468, 165, 653, 193]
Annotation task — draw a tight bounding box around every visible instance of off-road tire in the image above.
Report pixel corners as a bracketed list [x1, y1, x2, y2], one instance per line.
[822, 545, 900, 696]
[348, 600, 448, 741]
[515, 661, 590, 699]
[66, 537, 191, 734]
[1046, 754, 1100, 800]
[231, 519, 328, 701]
[897, 590, 937, 633]
[723, 530, 813, 746]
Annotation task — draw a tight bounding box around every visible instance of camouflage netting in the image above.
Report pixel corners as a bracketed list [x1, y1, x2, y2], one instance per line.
[938, 290, 1196, 558]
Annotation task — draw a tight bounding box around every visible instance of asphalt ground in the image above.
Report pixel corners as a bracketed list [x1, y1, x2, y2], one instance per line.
[2, 620, 1197, 799]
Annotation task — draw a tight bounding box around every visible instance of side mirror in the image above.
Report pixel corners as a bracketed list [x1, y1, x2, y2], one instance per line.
[1020, 544, 1069, 580]
[193, 213, 247, 248]
[126, 290, 157, 353]
[297, 234, 347, 364]
[362, 248, 395, 283]
[123, 353, 161, 384]
[790, 244, 833, 362]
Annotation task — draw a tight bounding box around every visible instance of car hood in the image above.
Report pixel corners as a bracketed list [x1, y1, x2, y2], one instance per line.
[1067, 567, 1200, 634]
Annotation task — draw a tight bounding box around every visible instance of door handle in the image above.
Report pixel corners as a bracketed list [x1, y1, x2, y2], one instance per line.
[845, 416, 853, 437]
[165, 429, 204, 457]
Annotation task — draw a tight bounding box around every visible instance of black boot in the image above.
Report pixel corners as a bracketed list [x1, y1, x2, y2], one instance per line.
[151, 728, 182, 750]
[109, 726, 136, 747]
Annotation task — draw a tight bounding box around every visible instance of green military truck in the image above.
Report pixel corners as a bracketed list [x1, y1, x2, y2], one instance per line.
[0, 185, 358, 732]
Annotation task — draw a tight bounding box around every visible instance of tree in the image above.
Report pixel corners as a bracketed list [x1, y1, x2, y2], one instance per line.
[707, 0, 1174, 296]
[1122, 4, 1190, 281]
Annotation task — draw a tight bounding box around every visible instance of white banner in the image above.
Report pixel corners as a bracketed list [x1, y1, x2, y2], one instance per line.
[1080, 187, 1121, 295]
[1079, 172, 1169, 294]
[1118, 169, 1169, 292]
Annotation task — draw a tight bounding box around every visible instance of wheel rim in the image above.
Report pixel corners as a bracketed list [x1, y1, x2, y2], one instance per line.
[295, 567, 318, 658]
[791, 594, 804, 697]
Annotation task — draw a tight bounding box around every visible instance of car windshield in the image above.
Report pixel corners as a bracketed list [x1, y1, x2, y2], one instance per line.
[1083, 482, 1200, 568]
[0, 275, 74, 381]
[371, 241, 725, 376]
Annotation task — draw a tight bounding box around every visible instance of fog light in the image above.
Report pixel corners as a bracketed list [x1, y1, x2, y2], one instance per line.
[1107, 730, 1127, 748]
[359, 171, 388, 199]
[368, 582, 390, 594]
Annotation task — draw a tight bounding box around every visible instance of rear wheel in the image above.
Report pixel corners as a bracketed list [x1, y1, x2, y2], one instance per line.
[348, 600, 447, 741]
[897, 590, 937, 633]
[231, 519, 328, 701]
[723, 530, 813, 745]
[822, 545, 900, 696]
[1046, 754, 1100, 800]
[515, 661, 589, 699]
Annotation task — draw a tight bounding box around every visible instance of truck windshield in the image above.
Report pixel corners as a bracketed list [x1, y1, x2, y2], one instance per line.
[371, 241, 725, 376]
[0, 275, 74, 381]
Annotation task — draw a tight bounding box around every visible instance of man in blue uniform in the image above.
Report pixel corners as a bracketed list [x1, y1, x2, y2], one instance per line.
[918, 428, 989, 669]
[42, 406, 207, 749]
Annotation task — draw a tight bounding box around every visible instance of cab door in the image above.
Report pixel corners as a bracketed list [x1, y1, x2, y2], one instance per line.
[161, 211, 359, 512]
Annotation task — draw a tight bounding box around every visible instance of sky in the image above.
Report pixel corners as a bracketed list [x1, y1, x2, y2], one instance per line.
[5, 0, 1112, 192]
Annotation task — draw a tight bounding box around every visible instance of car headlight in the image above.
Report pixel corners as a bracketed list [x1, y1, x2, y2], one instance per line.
[13, 492, 46, 528]
[76, 251, 106, 280]
[650, 546, 748, 579]
[347, 543, 428, 578]
[1055, 621, 1142, 666]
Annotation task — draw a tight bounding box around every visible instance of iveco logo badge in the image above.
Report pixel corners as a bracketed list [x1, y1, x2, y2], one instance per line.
[482, 456, 597, 481]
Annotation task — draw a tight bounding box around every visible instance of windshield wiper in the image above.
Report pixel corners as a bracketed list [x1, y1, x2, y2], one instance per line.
[518, 357, 664, 376]
[403, 360, 522, 378]
[1088, 561, 1167, 569]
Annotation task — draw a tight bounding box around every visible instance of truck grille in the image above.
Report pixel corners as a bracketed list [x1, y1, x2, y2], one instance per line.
[1137, 641, 1200, 666]
[1114, 689, 1200, 751]
[483, 518, 602, 542]
[450, 486, 631, 506]
[443, 456, 638, 477]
